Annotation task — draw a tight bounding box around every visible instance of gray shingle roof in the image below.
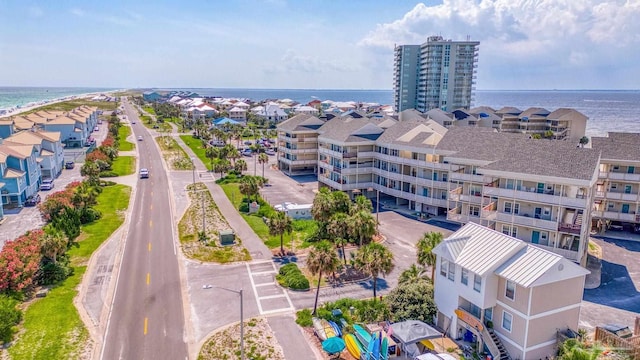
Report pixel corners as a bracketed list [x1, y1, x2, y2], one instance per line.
[318, 117, 384, 142]
[437, 127, 601, 180]
[277, 114, 324, 132]
[592, 132, 640, 162]
[377, 119, 445, 147]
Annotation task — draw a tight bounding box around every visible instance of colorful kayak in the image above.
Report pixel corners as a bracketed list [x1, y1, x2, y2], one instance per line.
[345, 333, 362, 359]
[329, 320, 342, 337]
[312, 317, 336, 341]
[371, 332, 380, 360]
[380, 336, 389, 360]
[353, 324, 372, 349]
[365, 332, 376, 360]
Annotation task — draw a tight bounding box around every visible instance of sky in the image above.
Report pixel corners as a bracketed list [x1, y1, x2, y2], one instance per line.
[1, 0, 639, 90]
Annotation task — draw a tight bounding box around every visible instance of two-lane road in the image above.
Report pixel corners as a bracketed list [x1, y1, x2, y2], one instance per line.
[101, 99, 188, 359]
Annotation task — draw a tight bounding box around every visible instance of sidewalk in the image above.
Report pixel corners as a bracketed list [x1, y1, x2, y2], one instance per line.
[171, 134, 273, 260]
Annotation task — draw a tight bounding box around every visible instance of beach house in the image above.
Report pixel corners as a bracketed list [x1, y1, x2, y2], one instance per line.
[4, 130, 64, 179]
[0, 142, 41, 208]
[277, 114, 325, 175]
[432, 222, 589, 360]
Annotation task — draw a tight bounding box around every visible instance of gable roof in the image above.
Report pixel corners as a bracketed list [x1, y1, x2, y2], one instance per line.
[435, 223, 589, 287]
[0, 143, 34, 159]
[46, 116, 77, 125]
[591, 132, 640, 162]
[277, 114, 325, 132]
[318, 117, 384, 143]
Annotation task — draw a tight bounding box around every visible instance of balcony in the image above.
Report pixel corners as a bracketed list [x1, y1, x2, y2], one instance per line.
[449, 187, 463, 202]
[278, 157, 316, 166]
[592, 211, 640, 222]
[530, 243, 579, 262]
[608, 172, 640, 182]
[449, 171, 485, 183]
[604, 191, 639, 201]
[495, 212, 558, 231]
[558, 223, 581, 235]
[340, 165, 374, 175]
[483, 187, 587, 208]
[459, 193, 483, 205]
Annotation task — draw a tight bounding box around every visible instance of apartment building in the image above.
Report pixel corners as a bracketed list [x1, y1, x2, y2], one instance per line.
[4, 130, 65, 179]
[393, 36, 479, 113]
[277, 114, 325, 175]
[401, 106, 588, 142]
[440, 128, 600, 266]
[0, 142, 41, 207]
[591, 132, 640, 231]
[433, 222, 589, 360]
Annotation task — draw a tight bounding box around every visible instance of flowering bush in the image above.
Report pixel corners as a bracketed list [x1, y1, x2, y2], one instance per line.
[0, 231, 43, 293]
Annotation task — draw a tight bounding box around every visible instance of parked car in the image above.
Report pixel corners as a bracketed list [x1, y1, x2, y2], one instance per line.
[210, 140, 225, 147]
[25, 194, 41, 207]
[40, 179, 54, 191]
[138, 136, 143, 141]
[265, 148, 275, 155]
[242, 149, 253, 157]
[65, 161, 75, 169]
[140, 168, 149, 179]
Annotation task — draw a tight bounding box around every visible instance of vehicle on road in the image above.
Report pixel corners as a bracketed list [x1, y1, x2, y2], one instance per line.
[25, 194, 41, 207]
[40, 179, 54, 191]
[94, 126, 99, 132]
[140, 168, 149, 179]
[265, 148, 275, 155]
[138, 136, 143, 141]
[65, 161, 75, 169]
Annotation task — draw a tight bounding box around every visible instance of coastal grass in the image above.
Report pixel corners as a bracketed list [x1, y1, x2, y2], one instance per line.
[156, 136, 194, 170]
[111, 156, 136, 176]
[118, 125, 135, 151]
[142, 106, 155, 115]
[9, 184, 131, 359]
[21, 99, 117, 115]
[180, 135, 210, 171]
[220, 183, 316, 250]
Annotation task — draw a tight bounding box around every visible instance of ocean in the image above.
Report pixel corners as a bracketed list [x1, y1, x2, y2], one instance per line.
[2, 87, 639, 136]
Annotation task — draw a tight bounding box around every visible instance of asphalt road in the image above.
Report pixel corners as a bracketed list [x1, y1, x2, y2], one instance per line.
[101, 99, 188, 360]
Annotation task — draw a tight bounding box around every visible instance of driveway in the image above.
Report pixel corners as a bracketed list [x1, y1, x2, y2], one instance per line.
[581, 237, 640, 329]
[259, 163, 317, 207]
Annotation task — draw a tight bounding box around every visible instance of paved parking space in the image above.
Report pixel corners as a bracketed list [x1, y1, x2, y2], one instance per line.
[259, 164, 317, 207]
[246, 260, 294, 315]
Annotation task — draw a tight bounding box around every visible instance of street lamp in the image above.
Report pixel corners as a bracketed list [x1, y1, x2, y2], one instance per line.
[368, 186, 380, 228]
[203, 285, 244, 360]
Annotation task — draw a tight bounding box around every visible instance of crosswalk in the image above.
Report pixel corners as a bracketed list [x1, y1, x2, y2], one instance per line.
[246, 261, 295, 315]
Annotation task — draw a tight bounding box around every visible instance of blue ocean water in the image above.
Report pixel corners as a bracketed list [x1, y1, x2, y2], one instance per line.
[0, 86, 118, 109]
[2, 87, 638, 137]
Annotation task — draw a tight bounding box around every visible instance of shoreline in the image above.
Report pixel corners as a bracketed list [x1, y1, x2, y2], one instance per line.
[0, 89, 124, 119]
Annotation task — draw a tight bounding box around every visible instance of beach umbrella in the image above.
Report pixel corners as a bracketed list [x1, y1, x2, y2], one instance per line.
[322, 336, 346, 354]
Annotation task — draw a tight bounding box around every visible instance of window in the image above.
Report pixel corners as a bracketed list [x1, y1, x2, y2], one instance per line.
[504, 202, 512, 213]
[469, 206, 480, 217]
[461, 269, 468, 285]
[440, 259, 448, 277]
[502, 311, 513, 332]
[473, 274, 482, 292]
[502, 225, 517, 238]
[505, 280, 515, 300]
[484, 308, 493, 322]
[447, 262, 455, 281]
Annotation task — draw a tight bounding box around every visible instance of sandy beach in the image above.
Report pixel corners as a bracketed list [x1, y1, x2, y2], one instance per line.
[0, 90, 122, 119]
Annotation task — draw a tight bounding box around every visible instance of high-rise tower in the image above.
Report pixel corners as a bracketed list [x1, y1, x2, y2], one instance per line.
[394, 36, 479, 113]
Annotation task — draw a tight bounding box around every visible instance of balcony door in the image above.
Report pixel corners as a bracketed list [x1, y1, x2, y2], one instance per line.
[532, 231, 540, 244]
[622, 204, 630, 214]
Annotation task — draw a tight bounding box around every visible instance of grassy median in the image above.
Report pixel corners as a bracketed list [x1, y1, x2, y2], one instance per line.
[9, 185, 131, 359]
[118, 125, 135, 151]
[111, 156, 136, 176]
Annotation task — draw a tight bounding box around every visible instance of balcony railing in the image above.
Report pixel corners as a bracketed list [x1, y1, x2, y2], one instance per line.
[592, 211, 640, 222]
[604, 191, 639, 201]
[558, 223, 581, 235]
[531, 243, 579, 262]
[608, 172, 640, 182]
[483, 187, 587, 208]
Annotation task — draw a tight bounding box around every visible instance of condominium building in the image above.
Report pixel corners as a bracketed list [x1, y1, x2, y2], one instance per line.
[278, 113, 605, 266]
[440, 128, 600, 266]
[393, 36, 479, 113]
[400, 106, 588, 142]
[276, 114, 325, 175]
[433, 222, 589, 360]
[591, 132, 640, 231]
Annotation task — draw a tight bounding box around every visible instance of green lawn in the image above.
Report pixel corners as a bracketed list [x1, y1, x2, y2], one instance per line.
[180, 135, 210, 170]
[111, 156, 136, 176]
[220, 183, 316, 250]
[142, 106, 156, 115]
[9, 185, 131, 359]
[118, 126, 135, 151]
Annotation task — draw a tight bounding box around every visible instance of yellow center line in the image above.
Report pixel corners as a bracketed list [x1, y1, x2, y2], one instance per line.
[144, 317, 148, 335]
[151, 191, 153, 196]
[149, 220, 153, 227]
[146, 273, 150, 285]
[150, 204, 153, 210]
[148, 242, 151, 252]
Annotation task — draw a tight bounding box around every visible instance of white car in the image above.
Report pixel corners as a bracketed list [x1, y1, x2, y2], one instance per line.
[139, 168, 149, 179]
[137, 136, 143, 141]
[40, 178, 55, 191]
[265, 148, 276, 155]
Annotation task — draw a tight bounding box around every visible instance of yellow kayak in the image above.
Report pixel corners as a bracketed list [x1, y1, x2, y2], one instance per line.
[345, 333, 362, 359]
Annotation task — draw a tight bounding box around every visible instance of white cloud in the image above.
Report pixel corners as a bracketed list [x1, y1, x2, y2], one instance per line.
[70, 8, 85, 17]
[266, 49, 359, 74]
[357, 0, 640, 89]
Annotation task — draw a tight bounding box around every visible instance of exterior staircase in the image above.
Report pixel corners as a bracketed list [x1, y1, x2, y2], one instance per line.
[487, 328, 511, 360]
[573, 211, 583, 227]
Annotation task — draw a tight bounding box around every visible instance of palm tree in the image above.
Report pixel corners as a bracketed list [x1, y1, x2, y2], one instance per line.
[579, 136, 589, 148]
[350, 195, 373, 214]
[258, 153, 269, 178]
[227, 146, 241, 166]
[72, 182, 100, 210]
[212, 159, 230, 178]
[40, 231, 68, 264]
[267, 211, 293, 255]
[205, 146, 218, 171]
[331, 190, 351, 214]
[398, 264, 427, 285]
[234, 159, 247, 173]
[354, 242, 394, 299]
[238, 176, 260, 202]
[311, 188, 334, 230]
[327, 212, 350, 266]
[348, 210, 377, 246]
[416, 232, 444, 282]
[307, 241, 339, 314]
[558, 339, 602, 360]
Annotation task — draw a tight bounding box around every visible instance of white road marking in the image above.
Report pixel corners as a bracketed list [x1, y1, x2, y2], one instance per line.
[245, 261, 296, 315]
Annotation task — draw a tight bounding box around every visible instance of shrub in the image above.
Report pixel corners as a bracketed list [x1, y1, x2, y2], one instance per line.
[0, 295, 22, 344]
[295, 309, 313, 327]
[0, 232, 42, 294]
[286, 274, 309, 290]
[79, 207, 102, 224]
[279, 263, 301, 277]
[37, 260, 73, 285]
[99, 171, 119, 178]
[385, 279, 436, 324]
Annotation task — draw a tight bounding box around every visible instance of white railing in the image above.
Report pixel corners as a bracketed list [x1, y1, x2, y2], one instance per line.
[449, 172, 486, 183]
[608, 172, 640, 182]
[459, 194, 483, 204]
[530, 243, 579, 262]
[495, 212, 558, 231]
[605, 192, 639, 202]
[340, 166, 374, 175]
[592, 211, 638, 222]
[483, 187, 587, 208]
